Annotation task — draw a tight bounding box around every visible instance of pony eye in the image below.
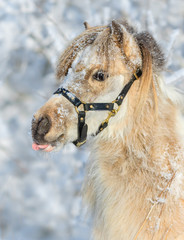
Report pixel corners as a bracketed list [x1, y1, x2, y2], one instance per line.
[93, 71, 107, 81]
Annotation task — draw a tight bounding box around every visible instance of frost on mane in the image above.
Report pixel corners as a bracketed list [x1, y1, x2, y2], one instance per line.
[32, 19, 184, 240]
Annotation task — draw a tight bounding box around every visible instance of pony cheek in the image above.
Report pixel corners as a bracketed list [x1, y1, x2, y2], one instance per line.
[56, 113, 78, 144]
[85, 112, 107, 135]
[67, 124, 78, 142]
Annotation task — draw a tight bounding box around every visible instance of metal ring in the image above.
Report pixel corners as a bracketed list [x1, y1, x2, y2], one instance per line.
[75, 106, 79, 114]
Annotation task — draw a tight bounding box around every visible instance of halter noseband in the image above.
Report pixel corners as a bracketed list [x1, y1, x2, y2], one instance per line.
[54, 68, 142, 147]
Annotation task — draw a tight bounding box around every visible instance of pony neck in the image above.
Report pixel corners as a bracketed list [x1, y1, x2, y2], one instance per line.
[90, 87, 180, 178]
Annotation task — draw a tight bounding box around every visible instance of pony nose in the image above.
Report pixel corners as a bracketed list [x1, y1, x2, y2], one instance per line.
[32, 116, 51, 143]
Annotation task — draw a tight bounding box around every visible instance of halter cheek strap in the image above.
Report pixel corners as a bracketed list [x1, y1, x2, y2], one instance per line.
[54, 68, 142, 147]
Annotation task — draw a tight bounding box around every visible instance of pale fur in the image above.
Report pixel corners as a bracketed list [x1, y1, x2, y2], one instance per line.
[32, 20, 184, 239]
[83, 83, 184, 240]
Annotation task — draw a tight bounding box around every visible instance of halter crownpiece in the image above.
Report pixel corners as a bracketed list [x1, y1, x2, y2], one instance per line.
[54, 68, 142, 147]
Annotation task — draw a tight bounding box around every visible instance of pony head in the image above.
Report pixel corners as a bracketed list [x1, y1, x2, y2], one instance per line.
[31, 19, 164, 152]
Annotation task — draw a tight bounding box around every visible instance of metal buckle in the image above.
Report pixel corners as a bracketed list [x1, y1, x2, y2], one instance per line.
[75, 140, 86, 147]
[75, 106, 79, 114]
[74, 102, 86, 114]
[112, 101, 121, 114]
[101, 103, 121, 126]
[134, 72, 139, 80]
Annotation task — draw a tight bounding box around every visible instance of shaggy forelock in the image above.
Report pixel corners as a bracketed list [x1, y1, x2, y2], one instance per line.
[56, 27, 106, 79]
[56, 19, 165, 80]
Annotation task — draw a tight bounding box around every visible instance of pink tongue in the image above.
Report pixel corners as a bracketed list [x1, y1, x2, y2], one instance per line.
[32, 143, 49, 151]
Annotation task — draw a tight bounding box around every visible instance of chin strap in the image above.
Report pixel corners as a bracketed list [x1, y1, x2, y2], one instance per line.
[54, 68, 142, 147]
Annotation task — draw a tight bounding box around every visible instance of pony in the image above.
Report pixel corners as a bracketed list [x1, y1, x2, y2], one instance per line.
[31, 19, 184, 239]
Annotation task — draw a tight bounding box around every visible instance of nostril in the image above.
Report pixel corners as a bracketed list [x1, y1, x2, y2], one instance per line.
[37, 116, 51, 135]
[32, 115, 51, 143]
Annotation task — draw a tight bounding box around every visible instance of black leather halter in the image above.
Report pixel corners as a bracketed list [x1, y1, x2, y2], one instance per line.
[54, 68, 142, 147]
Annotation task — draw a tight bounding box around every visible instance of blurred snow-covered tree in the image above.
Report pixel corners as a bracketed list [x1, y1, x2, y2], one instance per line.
[0, 0, 183, 239]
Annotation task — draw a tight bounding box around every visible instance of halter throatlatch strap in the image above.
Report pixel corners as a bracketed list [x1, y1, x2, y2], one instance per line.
[96, 68, 142, 134]
[53, 68, 142, 147]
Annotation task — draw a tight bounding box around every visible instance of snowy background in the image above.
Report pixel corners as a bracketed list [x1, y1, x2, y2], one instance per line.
[0, 0, 183, 239]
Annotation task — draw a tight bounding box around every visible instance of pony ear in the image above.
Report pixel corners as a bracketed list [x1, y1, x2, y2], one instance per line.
[111, 20, 159, 117]
[111, 20, 142, 69]
[84, 21, 91, 30]
[135, 31, 165, 72]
